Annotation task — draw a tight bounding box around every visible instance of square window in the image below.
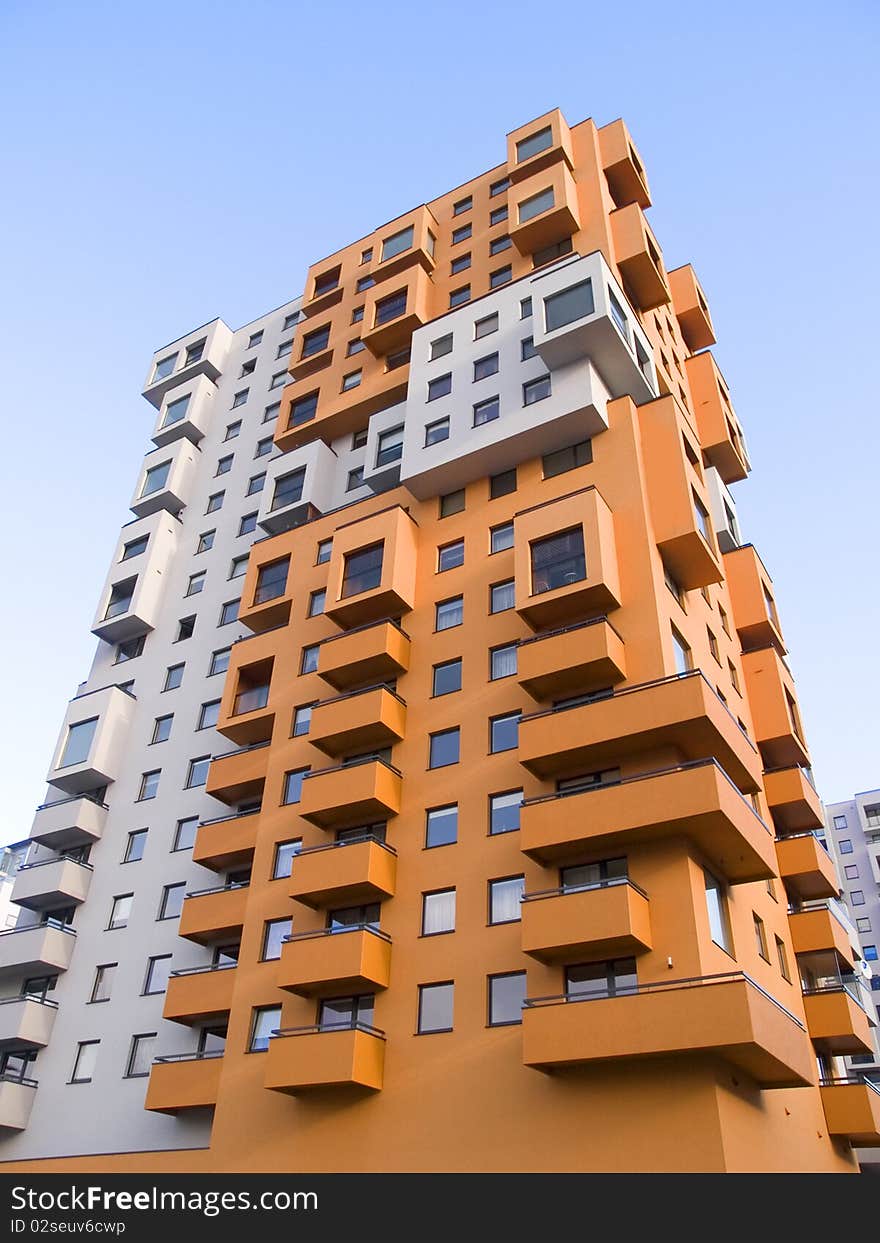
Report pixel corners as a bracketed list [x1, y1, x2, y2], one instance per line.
[523, 374, 551, 404]
[151, 715, 173, 744]
[351, 306, 365, 325]
[438, 539, 464, 572]
[342, 543, 384, 597]
[229, 554, 249, 579]
[185, 570, 206, 596]
[231, 390, 248, 409]
[436, 596, 463, 631]
[429, 728, 460, 769]
[473, 395, 500, 426]
[439, 489, 466, 517]
[289, 392, 318, 430]
[422, 890, 456, 936]
[418, 982, 454, 1033]
[124, 829, 148, 863]
[428, 373, 452, 402]
[490, 712, 520, 753]
[137, 770, 160, 801]
[490, 790, 522, 835]
[108, 894, 133, 930]
[341, 369, 362, 391]
[433, 659, 462, 697]
[246, 473, 266, 496]
[430, 333, 453, 360]
[489, 876, 525, 924]
[488, 972, 526, 1026]
[255, 436, 273, 459]
[425, 417, 450, 446]
[490, 522, 514, 553]
[530, 528, 586, 594]
[426, 805, 458, 848]
[143, 955, 172, 996]
[152, 354, 177, 382]
[490, 580, 515, 613]
[473, 353, 499, 382]
[263, 402, 280, 423]
[490, 644, 517, 680]
[490, 469, 516, 499]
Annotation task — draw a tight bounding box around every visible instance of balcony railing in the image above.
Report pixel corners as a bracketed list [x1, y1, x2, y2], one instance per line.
[294, 834, 396, 860]
[198, 807, 261, 828]
[303, 755, 403, 782]
[282, 923, 391, 946]
[16, 856, 94, 874]
[34, 793, 109, 814]
[819, 1074, 880, 1091]
[517, 614, 622, 648]
[790, 897, 858, 938]
[153, 1049, 225, 1065]
[0, 1070, 39, 1088]
[802, 978, 874, 1013]
[184, 881, 250, 899]
[0, 918, 75, 937]
[312, 683, 406, 710]
[272, 1021, 386, 1040]
[318, 616, 411, 648]
[168, 962, 237, 978]
[522, 875, 648, 903]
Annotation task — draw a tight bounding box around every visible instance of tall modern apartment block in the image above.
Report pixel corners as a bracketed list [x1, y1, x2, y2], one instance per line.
[1, 109, 878, 1173]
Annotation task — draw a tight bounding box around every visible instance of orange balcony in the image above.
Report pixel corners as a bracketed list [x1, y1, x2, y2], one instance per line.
[317, 619, 411, 691]
[521, 879, 652, 963]
[163, 964, 237, 1026]
[667, 264, 715, 352]
[518, 617, 626, 702]
[776, 833, 839, 901]
[509, 161, 581, 255]
[723, 545, 785, 652]
[205, 743, 269, 806]
[610, 202, 670, 311]
[309, 686, 406, 758]
[763, 766, 823, 834]
[361, 263, 433, 357]
[265, 1023, 385, 1094]
[178, 883, 249, 945]
[522, 972, 813, 1087]
[521, 759, 773, 883]
[507, 109, 574, 183]
[742, 647, 810, 769]
[217, 659, 274, 747]
[684, 351, 748, 483]
[325, 506, 417, 629]
[788, 903, 860, 966]
[145, 1052, 223, 1115]
[236, 564, 293, 634]
[519, 671, 762, 793]
[802, 985, 875, 1056]
[639, 396, 722, 589]
[277, 925, 392, 998]
[299, 759, 403, 831]
[277, 365, 409, 453]
[369, 205, 439, 286]
[192, 809, 260, 872]
[290, 837, 397, 909]
[819, 1078, 880, 1146]
[597, 117, 651, 209]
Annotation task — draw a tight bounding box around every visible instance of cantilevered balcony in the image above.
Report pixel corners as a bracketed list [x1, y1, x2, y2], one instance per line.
[46, 685, 136, 796]
[0, 1073, 38, 1131]
[11, 856, 92, 911]
[763, 766, 823, 834]
[145, 1051, 224, 1114]
[289, 836, 397, 909]
[0, 921, 76, 980]
[722, 544, 786, 653]
[609, 202, 670, 311]
[192, 809, 260, 872]
[317, 619, 411, 692]
[178, 883, 249, 945]
[521, 878, 652, 963]
[277, 925, 392, 998]
[265, 1023, 385, 1094]
[205, 742, 269, 806]
[29, 794, 108, 851]
[517, 617, 626, 701]
[788, 900, 860, 965]
[597, 117, 651, 209]
[819, 1077, 880, 1147]
[775, 832, 839, 901]
[522, 971, 813, 1087]
[667, 264, 715, 352]
[91, 511, 180, 642]
[684, 351, 749, 483]
[0, 996, 58, 1050]
[142, 319, 232, 409]
[742, 647, 810, 769]
[309, 686, 406, 757]
[299, 758, 403, 831]
[163, 964, 237, 1026]
[520, 759, 774, 882]
[801, 980, 875, 1056]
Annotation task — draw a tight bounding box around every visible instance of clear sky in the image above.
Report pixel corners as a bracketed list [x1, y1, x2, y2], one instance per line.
[1, 0, 877, 843]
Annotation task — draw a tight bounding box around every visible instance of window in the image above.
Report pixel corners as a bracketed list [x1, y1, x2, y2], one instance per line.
[173, 817, 198, 852]
[521, 297, 533, 319]
[542, 439, 593, 483]
[451, 253, 471, 274]
[489, 235, 512, 255]
[490, 580, 515, 613]
[219, 599, 240, 625]
[307, 589, 326, 618]
[490, 205, 508, 226]
[382, 224, 414, 261]
[839, 839, 853, 854]
[140, 460, 171, 498]
[263, 402, 280, 423]
[490, 265, 512, 289]
[282, 769, 309, 806]
[302, 325, 330, 358]
[426, 805, 458, 848]
[209, 649, 230, 677]
[865, 805, 880, 827]
[216, 455, 234, 477]
[857, 918, 872, 933]
[844, 864, 860, 879]
[185, 340, 205, 365]
[418, 982, 454, 1033]
[276, 339, 293, 360]
[832, 815, 848, 829]
[488, 972, 526, 1026]
[474, 354, 499, 383]
[489, 876, 524, 924]
[490, 469, 516, 499]
[289, 392, 318, 427]
[273, 839, 302, 879]
[490, 644, 517, 680]
[516, 125, 552, 161]
[185, 570, 206, 597]
[301, 644, 319, 674]
[387, 343, 411, 367]
[125, 1033, 157, 1079]
[438, 539, 464, 572]
[356, 275, 375, 293]
[533, 237, 573, 267]
[124, 830, 148, 863]
[430, 333, 453, 360]
[115, 635, 145, 664]
[290, 703, 312, 737]
[347, 466, 365, 491]
[433, 658, 462, 696]
[164, 663, 184, 691]
[246, 474, 266, 496]
[206, 491, 224, 513]
[231, 388, 249, 410]
[672, 626, 692, 675]
[544, 280, 595, 333]
[137, 770, 160, 801]
[90, 964, 115, 1003]
[59, 718, 98, 768]
[71, 1040, 99, 1084]
[143, 955, 172, 995]
[342, 543, 384, 597]
[471, 316, 499, 345]
[693, 493, 712, 543]
[490, 522, 514, 553]
[425, 417, 449, 446]
[254, 436, 273, 459]
[439, 489, 466, 517]
[490, 712, 520, 753]
[704, 870, 732, 953]
[449, 285, 471, 308]
[152, 354, 176, 381]
[376, 425, 405, 467]
[428, 373, 452, 402]
[315, 538, 333, 565]
[225, 421, 242, 441]
[422, 889, 456, 935]
[249, 1006, 281, 1052]
[121, 535, 149, 560]
[530, 528, 585, 594]
[566, 958, 637, 998]
[429, 728, 460, 768]
[490, 176, 510, 197]
[254, 557, 289, 604]
[375, 289, 407, 326]
[104, 579, 135, 620]
[753, 913, 769, 961]
[249, 329, 265, 347]
[436, 596, 463, 631]
[775, 936, 791, 981]
[346, 338, 366, 358]
[453, 195, 472, 215]
[150, 714, 173, 745]
[341, 369, 362, 391]
[728, 660, 740, 693]
[490, 790, 522, 835]
[519, 187, 555, 223]
[158, 883, 186, 921]
[850, 890, 866, 905]
[196, 530, 215, 555]
[261, 918, 292, 961]
[472, 394, 500, 428]
[520, 336, 538, 361]
[108, 894, 133, 930]
[864, 945, 878, 962]
[229, 555, 249, 580]
[198, 700, 220, 730]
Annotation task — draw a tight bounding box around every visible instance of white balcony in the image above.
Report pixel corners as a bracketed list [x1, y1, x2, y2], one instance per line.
[12, 856, 92, 911]
[0, 997, 58, 1050]
[362, 401, 407, 492]
[151, 373, 217, 448]
[0, 1076, 37, 1132]
[706, 466, 743, 554]
[142, 319, 233, 409]
[29, 794, 108, 850]
[130, 439, 200, 519]
[257, 439, 340, 535]
[91, 511, 180, 642]
[46, 684, 135, 795]
[0, 922, 76, 980]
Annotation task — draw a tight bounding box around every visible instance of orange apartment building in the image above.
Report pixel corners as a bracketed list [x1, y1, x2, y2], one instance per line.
[2, 108, 878, 1173]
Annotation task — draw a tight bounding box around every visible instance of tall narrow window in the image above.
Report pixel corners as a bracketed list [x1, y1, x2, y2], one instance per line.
[704, 870, 732, 953]
[71, 1040, 100, 1084]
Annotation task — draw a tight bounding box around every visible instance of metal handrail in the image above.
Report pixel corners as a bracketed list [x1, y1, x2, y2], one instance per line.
[312, 683, 405, 710]
[17, 856, 94, 873]
[318, 615, 410, 646]
[199, 808, 260, 827]
[153, 1050, 225, 1064]
[282, 922, 390, 944]
[294, 834, 395, 859]
[775, 829, 828, 845]
[0, 1072, 38, 1087]
[35, 793, 109, 813]
[801, 980, 869, 1009]
[789, 898, 856, 936]
[185, 881, 250, 899]
[272, 1021, 385, 1040]
[0, 919, 75, 937]
[304, 755, 402, 781]
[0, 995, 59, 1008]
[232, 621, 290, 645]
[169, 962, 238, 977]
[819, 1075, 880, 1093]
[211, 741, 271, 761]
[522, 876, 648, 903]
[70, 682, 137, 702]
[763, 763, 817, 791]
[517, 613, 624, 647]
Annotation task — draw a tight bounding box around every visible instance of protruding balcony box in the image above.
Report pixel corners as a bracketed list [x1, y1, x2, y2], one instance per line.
[522, 972, 813, 1088]
[507, 109, 574, 183]
[300, 759, 403, 831]
[217, 657, 274, 746]
[47, 685, 136, 796]
[290, 838, 397, 909]
[509, 161, 581, 255]
[150, 374, 216, 449]
[0, 1075, 38, 1131]
[521, 759, 774, 883]
[205, 744, 269, 807]
[129, 439, 200, 519]
[668, 265, 716, 352]
[361, 401, 408, 493]
[361, 263, 434, 358]
[819, 1078, 880, 1146]
[788, 902, 860, 965]
[277, 926, 392, 998]
[309, 686, 407, 758]
[265, 1024, 385, 1094]
[723, 545, 786, 653]
[163, 964, 237, 1026]
[775, 833, 839, 900]
[192, 810, 260, 872]
[256, 439, 338, 536]
[325, 506, 417, 628]
[763, 766, 823, 834]
[802, 986, 875, 1055]
[91, 511, 180, 642]
[142, 319, 233, 409]
[178, 884, 249, 945]
[145, 1052, 223, 1114]
[12, 857, 92, 911]
[519, 671, 763, 793]
[639, 396, 723, 589]
[514, 487, 621, 629]
[0, 923, 76, 980]
[610, 203, 671, 311]
[742, 647, 810, 769]
[685, 352, 749, 483]
[301, 261, 344, 319]
[29, 794, 108, 850]
[521, 879, 652, 963]
[277, 359, 410, 454]
[529, 252, 657, 401]
[0, 997, 58, 1050]
[369, 204, 439, 286]
[318, 619, 411, 691]
[237, 553, 293, 634]
[705, 468, 742, 556]
[597, 118, 651, 209]
[517, 617, 626, 702]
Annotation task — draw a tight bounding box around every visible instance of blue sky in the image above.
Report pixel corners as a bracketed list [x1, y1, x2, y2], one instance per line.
[1, 0, 877, 841]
